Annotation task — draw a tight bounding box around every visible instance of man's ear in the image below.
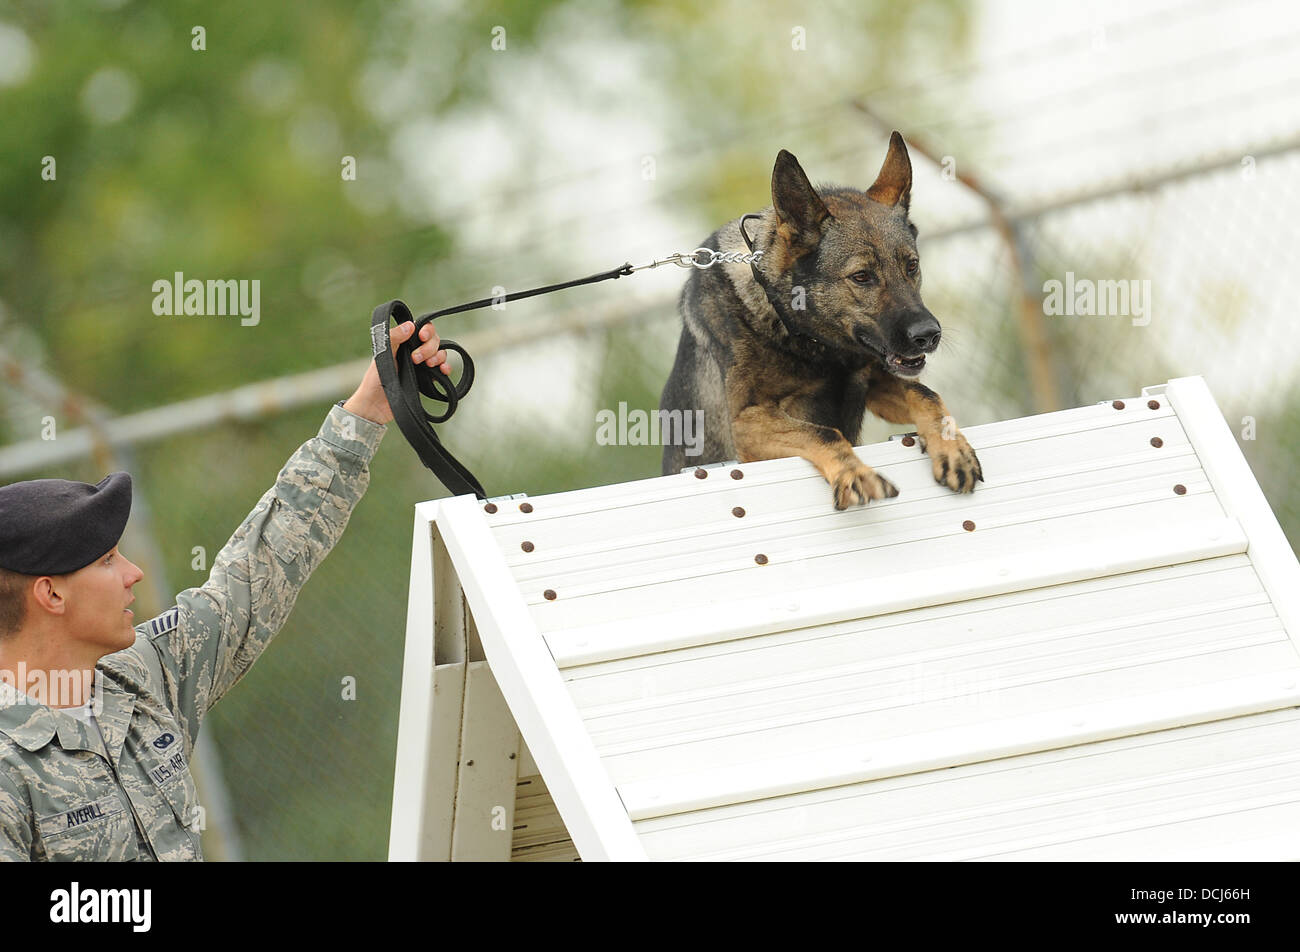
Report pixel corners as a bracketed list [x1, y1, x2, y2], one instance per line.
[32, 576, 67, 616]
[771, 150, 830, 243]
[866, 131, 912, 212]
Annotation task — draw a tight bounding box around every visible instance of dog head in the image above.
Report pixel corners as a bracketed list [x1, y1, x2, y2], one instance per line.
[759, 133, 939, 376]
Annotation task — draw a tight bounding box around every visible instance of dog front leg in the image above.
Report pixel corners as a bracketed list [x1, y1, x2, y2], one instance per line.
[732, 405, 899, 510]
[866, 377, 984, 493]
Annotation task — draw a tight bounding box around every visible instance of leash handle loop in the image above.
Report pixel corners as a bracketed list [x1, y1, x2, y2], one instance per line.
[368, 258, 669, 499]
[371, 300, 487, 499]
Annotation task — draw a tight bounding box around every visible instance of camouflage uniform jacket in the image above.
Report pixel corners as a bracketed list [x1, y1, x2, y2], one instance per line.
[0, 404, 385, 860]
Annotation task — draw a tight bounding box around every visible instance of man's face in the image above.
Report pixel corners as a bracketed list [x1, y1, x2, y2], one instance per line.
[57, 546, 144, 655]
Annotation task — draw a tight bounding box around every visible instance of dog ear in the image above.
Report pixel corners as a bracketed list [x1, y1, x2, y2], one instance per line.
[866, 131, 912, 212]
[771, 150, 830, 239]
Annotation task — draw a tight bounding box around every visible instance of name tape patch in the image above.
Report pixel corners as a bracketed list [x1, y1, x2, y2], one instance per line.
[37, 797, 124, 840]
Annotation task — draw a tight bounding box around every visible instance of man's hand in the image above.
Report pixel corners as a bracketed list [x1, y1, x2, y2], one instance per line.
[342, 320, 449, 425]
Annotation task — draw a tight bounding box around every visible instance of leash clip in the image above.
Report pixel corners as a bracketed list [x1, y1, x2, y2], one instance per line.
[627, 251, 703, 272]
[629, 247, 763, 272]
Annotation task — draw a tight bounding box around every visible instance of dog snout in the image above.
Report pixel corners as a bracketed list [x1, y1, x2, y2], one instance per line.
[903, 312, 942, 353]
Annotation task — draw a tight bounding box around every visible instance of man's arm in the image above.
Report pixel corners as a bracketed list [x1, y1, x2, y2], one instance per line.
[153, 404, 383, 741]
[141, 319, 448, 745]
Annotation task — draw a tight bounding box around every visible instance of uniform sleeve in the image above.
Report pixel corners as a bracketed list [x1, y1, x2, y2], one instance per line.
[0, 769, 34, 861]
[148, 404, 386, 743]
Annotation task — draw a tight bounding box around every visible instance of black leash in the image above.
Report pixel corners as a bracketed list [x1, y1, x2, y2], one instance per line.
[371, 263, 637, 499]
[371, 244, 772, 499]
[371, 299, 484, 499]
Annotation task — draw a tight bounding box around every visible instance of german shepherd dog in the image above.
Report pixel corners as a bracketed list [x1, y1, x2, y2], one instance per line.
[660, 132, 983, 509]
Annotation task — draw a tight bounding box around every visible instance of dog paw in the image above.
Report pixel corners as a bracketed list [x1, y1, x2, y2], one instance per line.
[917, 432, 983, 493]
[829, 456, 900, 510]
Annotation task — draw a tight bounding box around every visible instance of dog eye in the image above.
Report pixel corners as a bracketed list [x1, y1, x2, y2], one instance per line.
[849, 271, 877, 287]
[905, 259, 919, 276]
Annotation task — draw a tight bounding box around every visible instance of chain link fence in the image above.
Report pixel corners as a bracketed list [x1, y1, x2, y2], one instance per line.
[4, 123, 1298, 859]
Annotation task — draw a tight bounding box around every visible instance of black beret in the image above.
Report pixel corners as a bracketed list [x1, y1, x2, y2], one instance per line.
[0, 472, 133, 575]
